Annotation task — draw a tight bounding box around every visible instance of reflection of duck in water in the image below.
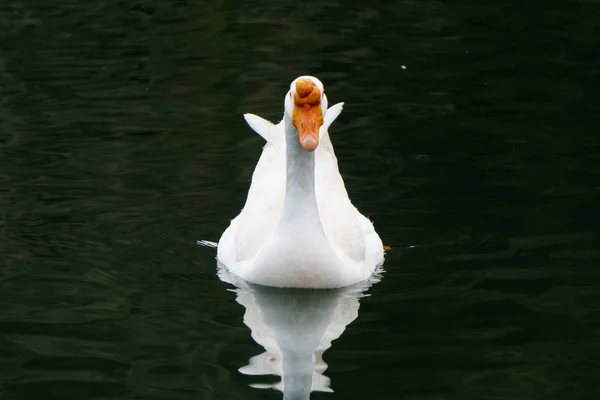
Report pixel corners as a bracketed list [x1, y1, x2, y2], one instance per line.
[218, 267, 381, 399]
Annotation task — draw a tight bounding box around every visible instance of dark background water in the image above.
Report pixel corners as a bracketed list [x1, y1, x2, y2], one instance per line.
[1, 1, 600, 399]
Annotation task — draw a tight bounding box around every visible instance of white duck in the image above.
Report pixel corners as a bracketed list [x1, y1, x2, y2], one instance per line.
[217, 76, 384, 288]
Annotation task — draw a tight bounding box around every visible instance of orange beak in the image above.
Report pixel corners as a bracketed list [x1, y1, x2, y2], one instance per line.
[291, 79, 323, 152]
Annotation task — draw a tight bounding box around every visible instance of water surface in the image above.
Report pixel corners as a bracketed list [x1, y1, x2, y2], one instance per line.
[1, 1, 599, 399]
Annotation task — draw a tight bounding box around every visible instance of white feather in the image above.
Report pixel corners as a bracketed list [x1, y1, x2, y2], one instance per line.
[244, 113, 275, 141]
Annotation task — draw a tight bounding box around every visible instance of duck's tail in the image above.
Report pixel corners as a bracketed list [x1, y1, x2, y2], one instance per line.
[197, 240, 218, 249]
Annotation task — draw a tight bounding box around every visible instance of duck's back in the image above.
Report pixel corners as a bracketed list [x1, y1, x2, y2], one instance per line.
[315, 134, 370, 265]
[217, 122, 286, 270]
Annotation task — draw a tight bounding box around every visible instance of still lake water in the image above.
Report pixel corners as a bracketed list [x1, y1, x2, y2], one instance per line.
[1, 1, 600, 399]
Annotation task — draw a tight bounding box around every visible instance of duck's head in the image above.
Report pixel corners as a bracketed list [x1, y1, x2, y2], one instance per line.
[284, 76, 328, 152]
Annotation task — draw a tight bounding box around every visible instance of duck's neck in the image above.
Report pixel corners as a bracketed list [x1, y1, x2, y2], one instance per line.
[280, 118, 321, 225]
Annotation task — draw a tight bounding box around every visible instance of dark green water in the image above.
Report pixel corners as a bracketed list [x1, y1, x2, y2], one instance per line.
[2, 1, 600, 399]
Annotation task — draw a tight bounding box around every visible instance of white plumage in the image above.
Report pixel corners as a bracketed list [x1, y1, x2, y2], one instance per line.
[217, 76, 384, 288]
